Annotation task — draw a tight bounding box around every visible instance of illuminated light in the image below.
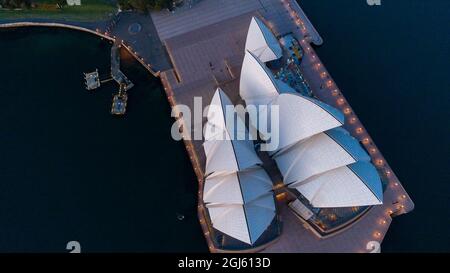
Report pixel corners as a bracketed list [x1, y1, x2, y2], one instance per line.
[376, 159, 384, 166]
[326, 80, 334, 88]
[320, 72, 327, 78]
[328, 214, 337, 221]
[337, 98, 345, 105]
[386, 170, 391, 175]
[362, 138, 370, 144]
[370, 148, 377, 154]
[315, 63, 322, 70]
[356, 127, 363, 134]
[380, 219, 387, 225]
[344, 108, 351, 114]
[276, 192, 287, 201]
[273, 183, 285, 190]
[349, 117, 357, 124]
[374, 232, 382, 238]
[331, 89, 339, 96]
[387, 209, 393, 215]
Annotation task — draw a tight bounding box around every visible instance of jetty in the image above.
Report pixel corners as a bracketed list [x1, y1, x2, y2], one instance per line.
[83, 40, 134, 115]
[111, 41, 134, 91]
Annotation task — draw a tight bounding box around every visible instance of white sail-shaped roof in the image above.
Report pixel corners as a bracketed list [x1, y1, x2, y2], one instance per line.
[292, 161, 383, 208]
[203, 88, 262, 176]
[204, 167, 273, 205]
[274, 127, 371, 185]
[203, 89, 276, 245]
[203, 139, 261, 176]
[266, 93, 345, 152]
[240, 50, 295, 107]
[239, 52, 343, 152]
[207, 194, 276, 245]
[204, 87, 244, 140]
[245, 17, 283, 63]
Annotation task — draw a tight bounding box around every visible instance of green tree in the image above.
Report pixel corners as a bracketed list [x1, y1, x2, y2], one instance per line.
[0, 0, 32, 9]
[150, 0, 171, 10]
[129, 0, 148, 12]
[117, 0, 172, 12]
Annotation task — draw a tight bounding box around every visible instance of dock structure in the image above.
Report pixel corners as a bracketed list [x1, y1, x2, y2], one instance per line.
[84, 69, 101, 90]
[109, 42, 134, 115]
[83, 40, 134, 115]
[111, 83, 128, 115]
[150, 0, 414, 253]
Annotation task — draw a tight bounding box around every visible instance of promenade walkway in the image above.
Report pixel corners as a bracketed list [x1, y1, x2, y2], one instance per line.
[0, 10, 171, 75]
[109, 11, 171, 73]
[0, 18, 110, 31]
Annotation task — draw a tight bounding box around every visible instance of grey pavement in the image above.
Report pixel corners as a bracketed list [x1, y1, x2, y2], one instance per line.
[151, 0, 263, 41]
[0, 17, 110, 31]
[110, 11, 172, 73]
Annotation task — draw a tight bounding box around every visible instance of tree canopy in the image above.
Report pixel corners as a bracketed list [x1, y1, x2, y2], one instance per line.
[118, 0, 172, 12]
[0, 0, 32, 9]
[0, 0, 172, 11]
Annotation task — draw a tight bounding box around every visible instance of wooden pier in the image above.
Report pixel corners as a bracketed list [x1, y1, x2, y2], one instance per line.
[153, 0, 414, 253]
[111, 41, 134, 91]
[83, 41, 134, 115]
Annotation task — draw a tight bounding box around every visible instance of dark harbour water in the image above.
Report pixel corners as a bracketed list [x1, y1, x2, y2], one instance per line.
[300, 0, 450, 252]
[0, 27, 206, 252]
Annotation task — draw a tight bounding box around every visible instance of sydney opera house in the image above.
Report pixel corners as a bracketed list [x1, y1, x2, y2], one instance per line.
[201, 17, 386, 250]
